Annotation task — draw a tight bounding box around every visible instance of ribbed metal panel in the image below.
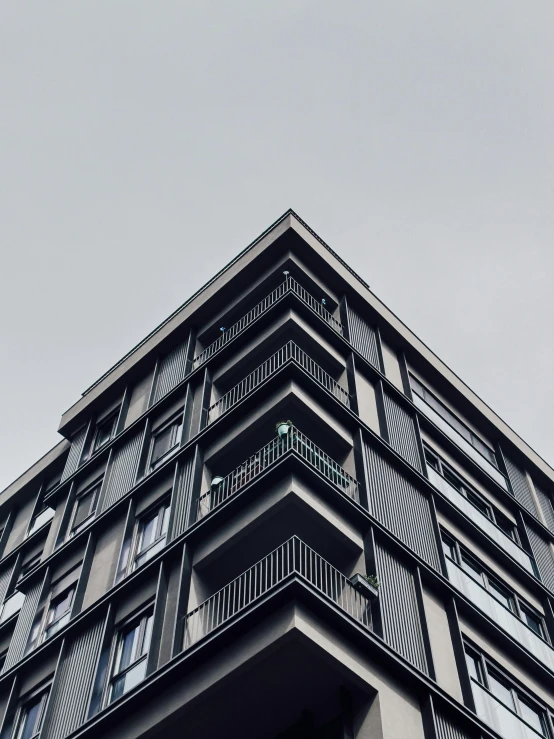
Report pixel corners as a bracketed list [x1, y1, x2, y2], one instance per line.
[363, 442, 440, 570]
[151, 338, 189, 406]
[61, 426, 87, 482]
[383, 392, 422, 472]
[534, 485, 554, 533]
[170, 454, 196, 540]
[0, 562, 15, 606]
[374, 542, 428, 672]
[435, 711, 472, 739]
[504, 458, 538, 516]
[101, 432, 143, 512]
[42, 619, 104, 739]
[2, 575, 45, 672]
[346, 307, 380, 369]
[527, 527, 554, 592]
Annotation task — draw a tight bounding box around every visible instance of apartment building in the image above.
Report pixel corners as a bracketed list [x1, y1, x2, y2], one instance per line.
[0, 210, 553, 739]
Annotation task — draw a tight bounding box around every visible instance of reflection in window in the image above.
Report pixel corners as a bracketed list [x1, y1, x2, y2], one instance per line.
[109, 612, 153, 704]
[13, 689, 49, 739]
[149, 417, 183, 471]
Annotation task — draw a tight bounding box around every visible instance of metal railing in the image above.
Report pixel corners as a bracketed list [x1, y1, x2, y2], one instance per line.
[196, 425, 359, 520]
[183, 536, 371, 648]
[192, 277, 344, 371]
[206, 342, 350, 424]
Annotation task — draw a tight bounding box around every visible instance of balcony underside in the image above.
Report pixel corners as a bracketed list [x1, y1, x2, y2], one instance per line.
[84, 582, 427, 739]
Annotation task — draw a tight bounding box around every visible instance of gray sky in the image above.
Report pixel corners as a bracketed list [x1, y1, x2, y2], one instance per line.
[1, 1, 553, 491]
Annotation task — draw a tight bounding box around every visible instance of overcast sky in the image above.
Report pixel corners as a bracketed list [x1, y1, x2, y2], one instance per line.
[1, 1, 553, 491]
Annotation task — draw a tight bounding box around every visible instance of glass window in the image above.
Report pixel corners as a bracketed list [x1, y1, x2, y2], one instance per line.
[465, 650, 482, 682]
[465, 490, 491, 518]
[486, 578, 515, 612]
[70, 482, 101, 536]
[488, 671, 516, 710]
[441, 536, 456, 561]
[134, 502, 170, 570]
[461, 555, 484, 584]
[519, 698, 546, 735]
[109, 612, 153, 704]
[424, 448, 440, 471]
[92, 411, 118, 454]
[19, 554, 42, 580]
[150, 417, 183, 470]
[0, 591, 25, 623]
[520, 605, 545, 638]
[27, 505, 55, 537]
[494, 511, 518, 542]
[44, 586, 75, 640]
[442, 467, 464, 492]
[14, 690, 49, 739]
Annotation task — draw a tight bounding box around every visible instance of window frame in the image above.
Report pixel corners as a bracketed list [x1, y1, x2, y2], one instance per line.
[68, 479, 103, 538]
[42, 584, 76, 642]
[148, 414, 183, 471]
[12, 686, 50, 739]
[117, 497, 171, 582]
[91, 409, 119, 455]
[105, 607, 154, 706]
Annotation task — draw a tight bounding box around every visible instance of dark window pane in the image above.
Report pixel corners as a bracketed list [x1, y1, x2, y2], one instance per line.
[487, 579, 514, 611]
[442, 537, 456, 561]
[93, 413, 118, 452]
[443, 468, 463, 491]
[465, 651, 481, 682]
[151, 427, 173, 464]
[488, 672, 515, 709]
[519, 699, 545, 735]
[461, 556, 483, 583]
[494, 512, 517, 541]
[73, 485, 99, 530]
[520, 606, 544, 637]
[466, 491, 491, 518]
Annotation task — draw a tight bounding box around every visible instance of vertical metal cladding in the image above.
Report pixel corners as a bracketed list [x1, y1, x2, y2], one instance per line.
[0, 562, 15, 606]
[363, 441, 441, 570]
[346, 307, 380, 369]
[383, 392, 422, 472]
[61, 426, 88, 482]
[2, 574, 46, 672]
[435, 711, 473, 739]
[374, 542, 428, 673]
[534, 485, 554, 533]
[151, 337, 190, 406]
[504, 457, 538, 516]
[169, 453, 196, 539]
[42, 619, 104, 739]
[101, 431, 143, 512]
[527, 526, 554, 592]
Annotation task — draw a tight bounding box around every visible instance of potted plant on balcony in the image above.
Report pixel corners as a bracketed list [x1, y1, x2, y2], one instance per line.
[350, 573, 380, 600]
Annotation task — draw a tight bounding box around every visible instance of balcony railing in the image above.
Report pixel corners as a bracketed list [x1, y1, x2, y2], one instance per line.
[472, 680, 546, 739]
[206, 342, 350, 425]
[196, 426, 359, 520]
[183, 536, 371, 648]
[192, 276, 344, 371]
[446, 559, 554, 673]
[412, 394, 509, 490]
[428, 467, 535, 575]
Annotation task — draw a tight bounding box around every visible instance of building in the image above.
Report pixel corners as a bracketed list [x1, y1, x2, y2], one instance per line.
[0, 210, 553, 739]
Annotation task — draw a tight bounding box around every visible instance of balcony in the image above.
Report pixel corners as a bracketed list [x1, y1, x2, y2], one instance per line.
[428, 467, 535, 574]
[412, 393, 508, 490]
[472, 680, 546, 739]
[183, 536, 372, 648]
[206, 341, 350, 425]
[192, 276, 344, 371]
[446, 559, 554, 673]
[197, 425, 359, 521]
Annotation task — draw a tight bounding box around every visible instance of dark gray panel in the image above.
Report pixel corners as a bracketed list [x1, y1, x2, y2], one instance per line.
[101, 431, 143, 512]
[374, 542, 428, 672]
[346, 307, 380, 369]
[534, 484, 554, 534]
[527, 527, 554, 592]
[2, 574, 46, 672]
[61, 426, 88, 482]
[504, 458, 538, 516]
[42, 619, 104, 739]
[170, 454, 196, 540]
[435, 711, 473, 739]
[383, 392, 422, 472]
[151, 337, 190, 406]
[363, 441, 440, 570]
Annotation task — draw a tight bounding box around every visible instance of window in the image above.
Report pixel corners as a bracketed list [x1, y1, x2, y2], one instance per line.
[411, 377, 498, 467]
[134, 501, 170, 569]
[0, 590, 25, 623]
[69, 480, 102, 537]
[466, 645, 549, 736]
[444, 533, 549, 642]
[13, 689, 49, 739]
[149, 416, 183, 471]
[108, 611, 153, 704]
[27, 502, 55, 538]
[43, 586, 75, 640]
[91, 411, 119, 454]
[19, 553, 42, 580]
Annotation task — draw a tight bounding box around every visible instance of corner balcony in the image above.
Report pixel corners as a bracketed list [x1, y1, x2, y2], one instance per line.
[428, 467, 535, 575]
[196, 425, 359, 521]
[206, 341, 350, 425]
[183, 536, 372, 649]
[446, 558, 554, 674]
[192, 275, 344, 371]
